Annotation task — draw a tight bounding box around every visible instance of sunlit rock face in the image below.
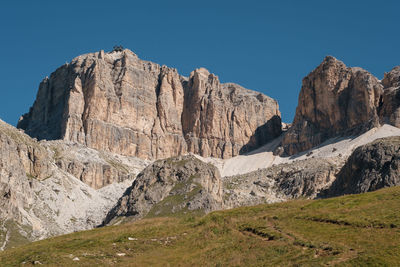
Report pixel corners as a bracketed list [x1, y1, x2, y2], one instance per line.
[379, 66, 400, 127]
[18, 49, 282, 160]
[281, 56, 383, 155]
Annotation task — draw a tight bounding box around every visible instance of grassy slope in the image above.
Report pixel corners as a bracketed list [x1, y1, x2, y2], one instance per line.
[1, 187, 400, 266]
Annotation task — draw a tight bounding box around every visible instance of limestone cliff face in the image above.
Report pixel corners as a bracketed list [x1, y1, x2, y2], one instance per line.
[0, 122, 41, 236]
[281, 56, 383, 155]
[382, 66, 400, 88]
[379, 66, 400, 127]
[0, 121, 52, 182]
[48, 141, 148, 189]
[182, 68, 282, 158]
[0, 120, 145, 191]
[18, 49, 282, 160]
[18, 50, 186, 160]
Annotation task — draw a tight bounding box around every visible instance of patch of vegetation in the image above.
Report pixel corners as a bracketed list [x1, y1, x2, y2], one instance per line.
[1, 220, 32, 250]
[146, 179, 205, 219]
[26, 172, 52, 181]
[1, 187, 400, 266]
[223, 191, 232, 201]
[170, 175, 197, 192]
[296, 215, 394, 229]
[26, 173, 36, 179]
[165, 158, 190, 167]
[101, 153, 129, 173]
[239, 223, 282, 240]
[51, 146, 63, 160]
[224, 175, 246, 190]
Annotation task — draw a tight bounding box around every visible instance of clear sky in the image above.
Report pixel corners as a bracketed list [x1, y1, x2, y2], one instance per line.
[1, 0, 399, 125]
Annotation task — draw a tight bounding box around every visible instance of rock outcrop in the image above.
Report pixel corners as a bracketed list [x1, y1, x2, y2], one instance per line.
[18, 49, 282, 160]
[321, 136, 400, 197]
[182, 68, 282, 157]
[382, 66, 400, 88]
[379, 66, 400, 127]
[48, 141, 147, 189]
[0, 122, 52, 181]
[223, 157, 340, 208]
[104, 155, 223, 224]
[281, 56, 383, 155]
[0, 119, 147, 249]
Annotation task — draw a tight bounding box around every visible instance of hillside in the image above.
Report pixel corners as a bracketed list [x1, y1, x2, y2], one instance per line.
[1, 186, 399, 266]
[0, 119, 147, 250]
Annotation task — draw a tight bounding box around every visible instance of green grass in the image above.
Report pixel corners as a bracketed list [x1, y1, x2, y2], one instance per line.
[145, 175, 205, 218]
[0, 220, 32, 250]
[1, 187, 400, 266]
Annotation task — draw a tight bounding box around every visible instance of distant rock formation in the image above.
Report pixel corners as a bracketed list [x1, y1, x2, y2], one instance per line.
[18, 49, 282, 160]
[281, 56, 387, 155]
[321, 136, 400, 197]
[379, 66, 400, 127]
[223, 157, 340, 208]
[103, 155, 223, 224]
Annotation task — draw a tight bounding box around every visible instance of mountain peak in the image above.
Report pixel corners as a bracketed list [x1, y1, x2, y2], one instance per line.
[323, 55, 338, 62]
[281, 55, 383, 155]
[18, 49, 282, 160]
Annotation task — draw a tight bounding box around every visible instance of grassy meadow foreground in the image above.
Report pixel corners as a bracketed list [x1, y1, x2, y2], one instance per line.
[1, 187, 400, 266]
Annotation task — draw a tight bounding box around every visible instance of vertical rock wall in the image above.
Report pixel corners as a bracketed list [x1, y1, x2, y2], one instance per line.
[18, 49, 282, 160]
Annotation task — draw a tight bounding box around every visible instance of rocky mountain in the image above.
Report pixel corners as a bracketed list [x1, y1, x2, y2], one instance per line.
[104, 155, 223, 224]
[100, 54, 400, 222]
[0, 119, 147, 250]
[103, 130, 400, 225]
[2, 48, 400, 251]
[379, 66, 400, 127]
[281, 56, 384, 155]
[18, 49, 281, 160]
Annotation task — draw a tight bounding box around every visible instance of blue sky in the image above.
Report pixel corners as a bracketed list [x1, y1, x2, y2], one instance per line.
[1, 0, 399, 125]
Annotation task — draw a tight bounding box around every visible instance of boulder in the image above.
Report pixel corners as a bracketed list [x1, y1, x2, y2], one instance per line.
[321, 136, 400, 197]
[103, 155, 223, 224]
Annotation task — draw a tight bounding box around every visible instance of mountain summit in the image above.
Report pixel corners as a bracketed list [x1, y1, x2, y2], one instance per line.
[18, 49, 282, 160]
[281, 56, 400, 155]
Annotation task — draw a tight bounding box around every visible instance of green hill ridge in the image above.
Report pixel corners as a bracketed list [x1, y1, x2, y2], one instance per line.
[1, 186, 399, 266]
